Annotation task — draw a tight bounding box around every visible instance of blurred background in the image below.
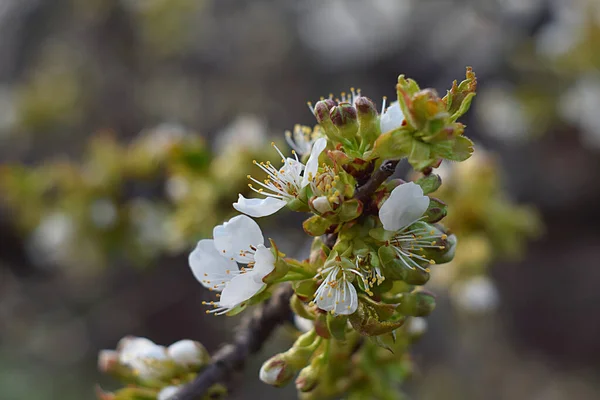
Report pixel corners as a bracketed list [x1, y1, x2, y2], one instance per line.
[1, 0, 599, 399]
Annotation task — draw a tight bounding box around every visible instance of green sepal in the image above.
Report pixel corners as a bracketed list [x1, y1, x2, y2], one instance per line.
[424, 197, 447, 223]
[338, 199, 363, 222]
[443, 66, 477, 121]
[293, 279, 318, 301]
[421, 232, 457, 265]
[303, 215, 333, 237]
[313, 313, 331, 339]
[368, 332, 399, 353]
[348, 301, 406, 336]
[369, 227, 395, 242]
[288, 197, 310, 212]
[262, 239, 289, 283]
[326, 313, 348, 341]
[367, 127, 412, 161]
[395, 291, 436, 317]
[408, 140, 431, 170]
[396, 75, 421, 129]
[309, 237, 329, 269]
[291, 294, 315, 320]
[415, 174, 442, 195]
[378, 245, 405, 281]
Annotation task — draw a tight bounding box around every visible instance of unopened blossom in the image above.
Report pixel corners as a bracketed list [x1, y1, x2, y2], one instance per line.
[379, 182, 447, 271]
[189, 215, 275, 314]
[379, 100, 405, 134]
[118, 337, 171, 380]
[167, 339, 209, 368]
[233, 137, 327, 217]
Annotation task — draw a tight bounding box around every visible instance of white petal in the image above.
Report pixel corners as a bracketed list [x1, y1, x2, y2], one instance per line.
[379, 101, 405, 134]
[251, 244, 275, 281]
[158, 386, 180, 400]
[189, 239, 237, 290]
[379, 182, 429, 232]
[213, 215, 264, 263]
[233, 194, 287, 218]
[294, 315, 314, 333]
[334, 281, 358, 315]
[219, 272, 265, 308]
[167, 340, 206, 367]
[302, 137, 327, 187]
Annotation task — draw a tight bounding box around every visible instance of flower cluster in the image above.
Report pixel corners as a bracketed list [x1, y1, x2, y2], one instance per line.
[97, 68, 480, 400]
[182, 69, 476, 398]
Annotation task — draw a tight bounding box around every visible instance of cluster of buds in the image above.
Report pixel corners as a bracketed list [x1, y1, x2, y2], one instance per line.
[96, 336, 225, 400]
[181, 68, 478, 398]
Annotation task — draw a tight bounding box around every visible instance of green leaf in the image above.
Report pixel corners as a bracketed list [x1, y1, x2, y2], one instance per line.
[446, 135, 474, 162]
[302, 215, 333, 237]
[415, 174, 442, 195]
[424, 197, 447, 223]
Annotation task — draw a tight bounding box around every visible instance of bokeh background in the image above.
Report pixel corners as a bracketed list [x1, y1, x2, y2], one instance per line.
[1, 0, 600, 399]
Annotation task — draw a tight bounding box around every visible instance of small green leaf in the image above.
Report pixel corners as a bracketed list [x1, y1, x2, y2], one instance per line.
[415, 174, 442, 195]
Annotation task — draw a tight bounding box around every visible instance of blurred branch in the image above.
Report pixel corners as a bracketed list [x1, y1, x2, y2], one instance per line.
[172, 284, 294, 400]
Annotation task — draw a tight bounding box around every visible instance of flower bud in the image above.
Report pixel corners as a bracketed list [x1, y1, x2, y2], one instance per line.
[354, 96, 379, 144]
[295, 358, 322, 393]
[330, 103, 358, 140]
[396, 291, 436, 317]
[259, 353, 296, 387]
[117, 336, 174, 381]
[167, 339, 210, 369]
[310, 195, 334, 214]
[314, 101, 342, 143]
[98, 350, 119, 375]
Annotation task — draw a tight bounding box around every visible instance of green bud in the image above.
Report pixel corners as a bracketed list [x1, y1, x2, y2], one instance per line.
[293, 279, 318, 302]
[314, 100, 342, 143]
[395, 291, 436, 317]
[295, 354, 325, 393]
[348, 301, 406, 336]
[443, 66, 477, 121]
[303, 215, 333, 237]
[291, 294, 315, 320]
[326, 313, 348, 341]
[330, 103, 359, 140]
[337, 198, 363, 222]
[259, 353, 297, 387]
[415, 174, 442, 195]
[378, 244, 430, 284]
[423, 197, 447, 223]
[354, 96, 380, 145]
[260, 331, 321, 387]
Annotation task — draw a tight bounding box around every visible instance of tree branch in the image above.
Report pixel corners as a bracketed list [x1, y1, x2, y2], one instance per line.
[354, 159, 399, 204]
[324, 159, 399, 248]
[171, 284, 294, 400]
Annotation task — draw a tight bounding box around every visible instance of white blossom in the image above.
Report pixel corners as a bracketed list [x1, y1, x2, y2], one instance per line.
[157, 386, 181, 400]
[313, 262, 361, 315]
[379, 182, 448, 272]
[233, 138, 327, 218]
[118, 337, 171, 380]
[189, 215, 275, 314]
[379, 182, 429, 232]
[379, 100, 405, 134]
[285, 124, 321, 156]
[167, 340, 207, 368]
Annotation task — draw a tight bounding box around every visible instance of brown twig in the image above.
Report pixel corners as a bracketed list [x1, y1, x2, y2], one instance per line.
[324, 159, 399, 249]
[171, 284, 294, 400]
[354, 159, 399, 204]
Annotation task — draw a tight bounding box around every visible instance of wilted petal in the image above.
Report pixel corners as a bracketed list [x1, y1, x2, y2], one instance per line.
[213, 215, 264, 263]
[379, 182, 429, 232]
[379, 101, 405, 134]
[233, 194, 287, 218]
[219, 272, 265, 308]
[302, 138, 327, 187]
[189, 239, 237, 291]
